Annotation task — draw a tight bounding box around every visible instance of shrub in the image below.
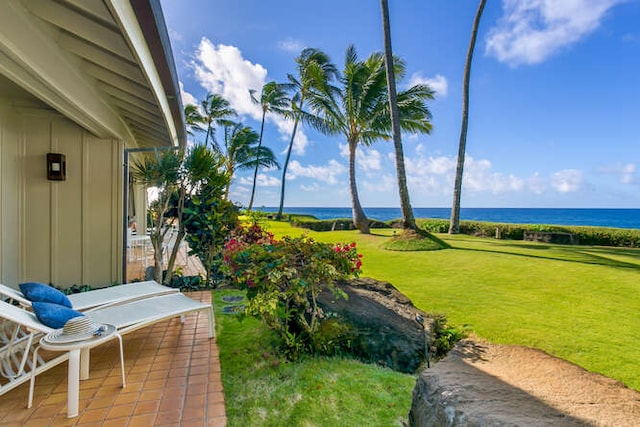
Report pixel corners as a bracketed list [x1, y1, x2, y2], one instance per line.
[222, 223, 363, 359]
[428, 313, 466, 360]
[290, 217, 390, 232]
[416, 219, 640, 248]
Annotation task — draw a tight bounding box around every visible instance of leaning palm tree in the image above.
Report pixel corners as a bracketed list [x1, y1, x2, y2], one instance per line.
[380, 0, 416, 230]
[305, 46, 433, 234]
[276, 48, 339, 220]
[449, 0, 487, 234]
[247, 82, 291, 210]
[220, 122, 280, 200]
[200, 93, 237, 148]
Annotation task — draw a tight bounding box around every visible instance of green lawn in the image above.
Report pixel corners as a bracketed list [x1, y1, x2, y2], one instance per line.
[264, 221, 640, 390]
[216, 221, 640, 426]
[214, 290, 415, 427]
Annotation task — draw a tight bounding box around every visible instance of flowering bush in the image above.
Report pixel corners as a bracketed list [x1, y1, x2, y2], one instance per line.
[222, 223, 362, 359]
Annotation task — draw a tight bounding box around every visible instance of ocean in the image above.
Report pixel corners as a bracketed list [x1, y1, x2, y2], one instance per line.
[256, 207, 640, 230]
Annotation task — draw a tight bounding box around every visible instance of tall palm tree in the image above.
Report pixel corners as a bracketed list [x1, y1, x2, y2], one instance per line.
[305, 46, 433, 234]
[247, 82, 291, 210]
[220, 122, 280, 199]
[276, 48, 339, 220]
[200, 93, 237, 148]
[449, 0, 487, 234]
[380, 0, 416, 230]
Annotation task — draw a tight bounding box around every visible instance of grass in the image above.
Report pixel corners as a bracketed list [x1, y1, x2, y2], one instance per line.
[217, 220, 640, 425]
[263, 220, 640, 390]
[382, 228, 450, 251]
[214, 290, 415, 427]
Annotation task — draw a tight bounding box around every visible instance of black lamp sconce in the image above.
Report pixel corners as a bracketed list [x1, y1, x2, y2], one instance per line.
[47, 153, 66, 181]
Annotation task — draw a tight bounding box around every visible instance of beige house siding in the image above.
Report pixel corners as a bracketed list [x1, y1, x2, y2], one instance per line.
[0, 100, 124, 288]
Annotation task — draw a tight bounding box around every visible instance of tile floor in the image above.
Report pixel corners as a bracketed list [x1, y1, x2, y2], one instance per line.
[0, 291, 226, 426]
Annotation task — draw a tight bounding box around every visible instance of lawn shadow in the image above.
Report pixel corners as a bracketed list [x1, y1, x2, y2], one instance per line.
[451, 240, 640, 270]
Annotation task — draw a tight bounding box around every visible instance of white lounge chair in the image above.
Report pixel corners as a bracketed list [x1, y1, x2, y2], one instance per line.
[0, 292, 214, 417]
[0, 281, 179, 311]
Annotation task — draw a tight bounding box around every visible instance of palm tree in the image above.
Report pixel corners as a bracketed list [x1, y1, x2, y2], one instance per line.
[449, 0, 487, 234]
[220, 122, 280, 199]
[247, 82, 291, 210]
[200, 93, 237, 148]
[276, 48, 339, 220]
[184, 104, 205, 138]
[305, 46, 433, 234]
[380, 0, 416, 230]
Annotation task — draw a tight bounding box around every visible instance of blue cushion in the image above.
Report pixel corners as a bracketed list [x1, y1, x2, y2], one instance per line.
[19, 282, 72, 308]
[31, 302, 84, 329]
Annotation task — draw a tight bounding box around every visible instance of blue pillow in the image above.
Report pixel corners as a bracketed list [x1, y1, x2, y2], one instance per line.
[32, 302, 84, 329]
[19, 282, 72, 308]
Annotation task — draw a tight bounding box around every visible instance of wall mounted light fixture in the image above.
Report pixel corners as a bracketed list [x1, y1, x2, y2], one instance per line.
[47, 153, 66, 181]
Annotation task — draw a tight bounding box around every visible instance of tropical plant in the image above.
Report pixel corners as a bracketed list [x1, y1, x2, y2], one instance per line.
[182, 168, 238, 287]
[184, 104, 205, 137]
[131, 144, 231, 285]
[305, 45, 433, 234]
[220, 122, 280, 199]
[276, 48, 339, 220]
[131, 149, 182, 284]
[449, 0, 487, 234]
[198, 93, 237, 148]
[222, 223, 362, 359]
[248, 82, 291, 210]
[380, 0, 417, 230]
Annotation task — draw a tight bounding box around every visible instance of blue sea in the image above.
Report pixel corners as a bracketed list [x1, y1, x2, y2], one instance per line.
[256, 207, 640, 230]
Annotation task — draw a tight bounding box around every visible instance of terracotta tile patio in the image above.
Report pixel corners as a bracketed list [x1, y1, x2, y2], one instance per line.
[0, 291, 226, 426]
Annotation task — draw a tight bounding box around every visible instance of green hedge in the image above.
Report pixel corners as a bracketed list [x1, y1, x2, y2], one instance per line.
[290, 217, 390, 232]
[416, 219, 640, 248]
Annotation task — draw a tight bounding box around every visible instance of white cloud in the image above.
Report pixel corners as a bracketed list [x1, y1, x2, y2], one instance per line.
[193, 39, 266, 117]
[551, 169, 583, 192]
[238, 174, 280, 187]
[168, 28, 184, 42]
[407, 73, 448, 97]
[597, 162, 636, 184]
[363, 174, 396, 193]
[191, 39, 310, 155]
[486, 0, 624, 66]
[300, 183, 321, 192]
[527, 172, 547, 194]
[287, 159, 346, 184]
[179, 82, 198, 107]
[339, 144, 382, 171]
[405, 154, 525, 195]
[278, 38, 304, 52]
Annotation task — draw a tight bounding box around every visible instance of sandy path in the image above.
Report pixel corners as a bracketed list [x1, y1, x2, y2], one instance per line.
[455, 339, 640, 426]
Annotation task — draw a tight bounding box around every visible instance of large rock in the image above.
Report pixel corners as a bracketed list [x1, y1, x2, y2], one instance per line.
[317, 277, 429, 374]
[408, 341, 587, 426]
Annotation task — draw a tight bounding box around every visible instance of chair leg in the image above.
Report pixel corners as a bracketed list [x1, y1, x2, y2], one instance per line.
[27, 346, 40, 408]
[116, 334, 126, 388]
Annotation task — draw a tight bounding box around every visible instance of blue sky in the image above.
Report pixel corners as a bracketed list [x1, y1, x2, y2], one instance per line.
[160, 0, 640, 208]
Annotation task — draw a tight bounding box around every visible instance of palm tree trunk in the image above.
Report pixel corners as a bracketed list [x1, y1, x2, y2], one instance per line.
[248, 110, 267, 211]
[276, 113, 300, 220]
[348, 140, 370, 234]
[381, 0, 416, 230]
[204, 119, 212, 147]
[449, 0, 486, 234]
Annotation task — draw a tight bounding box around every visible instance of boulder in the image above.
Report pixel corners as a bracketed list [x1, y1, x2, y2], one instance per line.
[317, 277, 430, 373]
[408, 341, 586, 426]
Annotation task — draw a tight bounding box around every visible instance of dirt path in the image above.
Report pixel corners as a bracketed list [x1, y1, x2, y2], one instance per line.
[455, 338, 640, 426]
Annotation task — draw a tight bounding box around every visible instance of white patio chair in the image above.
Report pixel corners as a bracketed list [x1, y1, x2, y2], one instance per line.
[0, 281, 179, 311]
[0, 292, 214, 415]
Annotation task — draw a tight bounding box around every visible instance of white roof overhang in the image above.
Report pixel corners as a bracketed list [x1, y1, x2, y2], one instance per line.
[0, 0, 185, 148]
